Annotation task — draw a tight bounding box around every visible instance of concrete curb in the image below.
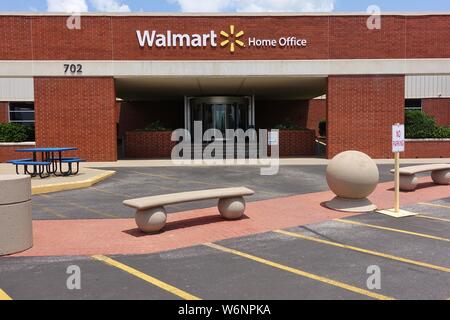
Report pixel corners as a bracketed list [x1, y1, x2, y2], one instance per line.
[31, 170, 116, 195]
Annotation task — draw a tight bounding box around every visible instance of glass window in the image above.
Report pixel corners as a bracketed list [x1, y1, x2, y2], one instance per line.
[9, 102, 35, 126]
[405, 99, 422, 111]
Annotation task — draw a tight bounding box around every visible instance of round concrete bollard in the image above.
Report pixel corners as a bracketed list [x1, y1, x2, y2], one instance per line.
[135, 206, 167, 233]
[326, 151, 379, 199]
[431, 169, 450, 185]
[0, 175, 33, 256]
[400, 175, 419, 191]
[325, 151, 379, 212]
[218, 197, 246, 220]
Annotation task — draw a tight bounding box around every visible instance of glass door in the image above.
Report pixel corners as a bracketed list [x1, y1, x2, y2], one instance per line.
[189, 97, 250, 141]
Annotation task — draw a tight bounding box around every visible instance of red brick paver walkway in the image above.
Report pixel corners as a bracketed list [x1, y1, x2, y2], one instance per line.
[11, 177, 450, 257]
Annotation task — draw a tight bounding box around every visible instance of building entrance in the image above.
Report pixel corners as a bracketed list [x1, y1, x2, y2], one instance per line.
[186, 96, 255, 140]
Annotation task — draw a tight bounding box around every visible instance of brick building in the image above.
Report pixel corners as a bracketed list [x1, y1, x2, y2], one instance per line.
[0, 12, 450, 161]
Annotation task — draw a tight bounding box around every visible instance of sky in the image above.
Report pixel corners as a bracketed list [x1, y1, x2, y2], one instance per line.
[1, 0, 450, 13]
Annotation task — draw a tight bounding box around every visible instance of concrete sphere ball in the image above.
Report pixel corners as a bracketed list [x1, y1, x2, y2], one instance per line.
[400, 175, 419, 191]
[218, 197, 246, 220]
[431, 169, 450, 185]
[326, 151, 379, 199]
[135, 207, 167, 233]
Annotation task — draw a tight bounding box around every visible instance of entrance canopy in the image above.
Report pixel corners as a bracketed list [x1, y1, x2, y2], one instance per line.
[115, 76, 327, 101]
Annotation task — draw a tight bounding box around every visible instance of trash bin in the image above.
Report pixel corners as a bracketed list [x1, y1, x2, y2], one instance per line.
[0, 175, 32, 256]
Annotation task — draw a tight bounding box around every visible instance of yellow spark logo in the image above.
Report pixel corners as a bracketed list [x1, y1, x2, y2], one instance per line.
[220, 25, 245, 53]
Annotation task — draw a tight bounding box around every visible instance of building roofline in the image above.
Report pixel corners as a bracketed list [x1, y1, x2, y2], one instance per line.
[0, 11, 449, 17]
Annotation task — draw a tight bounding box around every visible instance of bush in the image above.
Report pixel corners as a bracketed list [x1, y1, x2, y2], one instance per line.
[25, 125, 35, 141]
[273, 120, 303, 130]
[319, 119, 327, 137]
[138, 121, 171, 132]
[0, 123, 30, 142]
[405, 110, 450, 139]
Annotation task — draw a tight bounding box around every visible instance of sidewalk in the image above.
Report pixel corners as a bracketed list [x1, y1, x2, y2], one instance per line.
[84, 158, 450, 168]
[0, 164, 115, 194]
[10, 176, 450, 257]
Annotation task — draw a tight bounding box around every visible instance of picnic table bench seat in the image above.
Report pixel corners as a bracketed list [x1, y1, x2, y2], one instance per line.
[8, 160, 52, 178]
[9, 147, 85, 178]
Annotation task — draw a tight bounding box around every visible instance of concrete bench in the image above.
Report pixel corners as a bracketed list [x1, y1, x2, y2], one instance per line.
[390, 164, 450, 191]
[123, 187, 255, 233]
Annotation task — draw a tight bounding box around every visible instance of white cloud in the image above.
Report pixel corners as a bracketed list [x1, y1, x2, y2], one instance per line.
[90, 0, 131, 12]
[47, 0, 88, 12]
[47, 0, 131, 13]
[173, 0, 230, 12]
[171, 0, 335, 13]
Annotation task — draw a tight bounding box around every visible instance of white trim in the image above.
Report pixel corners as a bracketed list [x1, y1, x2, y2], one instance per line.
[0, 142, 35, 146]
[1, 59, 450, 77]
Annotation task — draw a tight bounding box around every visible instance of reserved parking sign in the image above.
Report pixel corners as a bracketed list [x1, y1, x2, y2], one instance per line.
[392, 124, 405, 153]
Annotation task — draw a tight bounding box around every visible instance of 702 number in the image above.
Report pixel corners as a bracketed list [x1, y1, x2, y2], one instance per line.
[64, 64, 83, 75]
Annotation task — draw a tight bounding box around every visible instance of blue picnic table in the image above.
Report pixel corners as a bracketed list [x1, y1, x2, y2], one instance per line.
[9, 147, 85, 178]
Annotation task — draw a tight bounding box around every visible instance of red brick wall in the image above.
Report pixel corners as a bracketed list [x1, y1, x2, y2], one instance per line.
[256, 100, 308, 129]
[118, 100, 184, 138]
[0, 144, 36, 163]
[256, 99, 326, 136]
[0, 102, 8, 123]
[406, 16, 450, 59]
[404, 140, 450, 158]
[31, 16, 113, 60]
[0, 16, 32, 60]
[277, 130, 316, 157]
[306, 99, 326, 135]
[422, 98, 450, 127]
[34, 77, 117, 161]
[126, 131, 176, 159]
[329, 16, 406, 59]
[112, 16, 329, 60]
[0, 15, 449, 60]
[125, 130, 315, 158]
[327, 75, 405, 159]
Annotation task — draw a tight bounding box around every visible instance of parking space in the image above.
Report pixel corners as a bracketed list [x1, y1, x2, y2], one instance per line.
[31, 165, 397, 220]
[2, 196, 449, 300]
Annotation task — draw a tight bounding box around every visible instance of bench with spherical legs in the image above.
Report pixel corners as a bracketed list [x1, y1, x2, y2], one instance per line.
[390, 164, 450, 191]
[124, 187, 255, 233]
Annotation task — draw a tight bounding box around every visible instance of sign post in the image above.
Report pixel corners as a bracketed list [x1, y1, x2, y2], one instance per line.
[392, 123, 405, 213]
[378, 123, 416, 218]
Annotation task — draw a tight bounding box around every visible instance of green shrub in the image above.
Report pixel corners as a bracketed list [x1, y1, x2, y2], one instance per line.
[405, 111, 437, 138]
[138, 121, 171, 132]
[0, 123, 29, 142]
[433, 126, 450, 138]
[273, 120, 303, 130]
[25, 125, 35, 141]
[319, 119, 327, 137]
[405, 110, 450, 139]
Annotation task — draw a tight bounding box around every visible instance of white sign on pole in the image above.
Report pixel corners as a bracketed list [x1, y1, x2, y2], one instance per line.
[392, 124, 405, 153]
[268, 131, 279, 146]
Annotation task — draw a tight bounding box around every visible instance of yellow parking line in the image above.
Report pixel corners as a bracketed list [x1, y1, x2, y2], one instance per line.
[419, 202, 450, 210]
[204, 243, 394, 300]
[274, 230, 450, 273]
[335, 219, 450, 243]
[39, 193, 119, 218]
[92, 255, 201, 300]
[0, 289, 12, 300]
[32, 203, 67, 218]
[416, 215, 450, 223]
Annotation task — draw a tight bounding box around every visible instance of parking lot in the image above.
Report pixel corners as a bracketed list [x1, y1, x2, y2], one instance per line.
[1, 193, 449, 300]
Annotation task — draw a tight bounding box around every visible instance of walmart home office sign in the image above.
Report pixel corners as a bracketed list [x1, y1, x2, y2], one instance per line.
[136, 25, 308, 53]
